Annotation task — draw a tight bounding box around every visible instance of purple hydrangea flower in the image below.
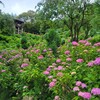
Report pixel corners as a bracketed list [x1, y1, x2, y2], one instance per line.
[94, 42, 100, 46]
[91, 88, 100, 95]
[76, 59, 84, 63]
[94, 57, 100, 65]
[21, 63, 29, 68]
[79, 40, 87, 44]
[66, 58, 72, 61]
[65, 50, 70, 55]
[78, 92, 91, 100]
[73, 86, 80, 91]
[49, 81, 56, 88]
[38, 55, 44, 59]
[72, 41, 79, 46]
[76, 81, 82, 86]
[43, 70, 50, 75]
[57, 66, 63, 70]
[56, 59, 61, 63]
[81, 83, 87, 88]
[87, 61, 94, 67]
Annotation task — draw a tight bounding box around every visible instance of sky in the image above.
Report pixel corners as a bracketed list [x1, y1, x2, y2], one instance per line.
[1, 0, 95, 15]
[1, 0, 41, 15]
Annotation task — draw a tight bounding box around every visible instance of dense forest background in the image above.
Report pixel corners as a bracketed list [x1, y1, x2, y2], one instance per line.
[0, 0, 100, 40]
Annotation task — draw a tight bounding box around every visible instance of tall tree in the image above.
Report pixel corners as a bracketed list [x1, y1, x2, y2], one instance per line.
[17, 10, 35, 22]
[17, 10, 40, 34]
[37, 0, 91, 41]
[0, 13, 15, 35]
[90, 0, 100, 36]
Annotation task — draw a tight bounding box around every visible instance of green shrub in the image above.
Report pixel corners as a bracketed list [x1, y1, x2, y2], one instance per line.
[61, 38, 65, 45]
[44, 29, 61, 53]
[0, 13, 14, 35]
[16, 43, 21, 48]
[89, 34, 100, 44]
[49, 41, 57, 54]
[21, 37, 28, 49]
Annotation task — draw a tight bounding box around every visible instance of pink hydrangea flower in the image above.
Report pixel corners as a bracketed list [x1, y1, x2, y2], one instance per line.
[78, 91, 84, 96]
[35, 49, 40, 53]
[94, 57, 100, 65]
[91, 88, 100, 95]
[43, 71, 50, 75]
[52, 79, 57, 82]
[73, 86, 80, 91]
[21, 63, 29, 68]
[65, 50, 70, 55]
[1, 70, 6, 72]
[43, 49, 47, 52]
[72, 41, 79, 46]
[81, 83, 87, 88]
[94, 42, 100, 46]
[57, 72, 63, 77]
[61, 62, 66, 65]
[76, 81, 82, 86]
[79, 40, 87, 44]
[87, 61, 94, 67]
[19, 70, 24, 72]
[54, 96, 60, 100]
[56, 59, 61, 63]
[78, 92, 91, 100]
[49, 81, 56, 88]
[57, 66, 63, 70]
[54, 68, 58, 70]
[52, 63, 57, 66]
[87, 37, 92, 41]
[76, 59, 84, 63]
[31, 50, 34, 52]
[48, 48, 52, 51]
[46, 67, 51, 71]
[0, 55, 2, 58]
[66, 58, 72, 61]
[48, 76, 53, 79]
[26, 52, 30, 54]
[38, 55, 44, 59]
[85, 42, 91, 46]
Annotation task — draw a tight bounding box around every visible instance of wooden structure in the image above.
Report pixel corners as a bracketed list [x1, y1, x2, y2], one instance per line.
[14, 19, 24, 34]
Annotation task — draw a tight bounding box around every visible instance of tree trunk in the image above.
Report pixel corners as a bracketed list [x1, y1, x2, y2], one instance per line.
[84, 29, 89, 39]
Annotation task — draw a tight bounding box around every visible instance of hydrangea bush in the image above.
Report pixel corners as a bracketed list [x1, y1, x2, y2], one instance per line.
[0, 36, 100, 100]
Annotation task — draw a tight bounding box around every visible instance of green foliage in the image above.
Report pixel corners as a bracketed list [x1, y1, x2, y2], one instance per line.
[0, 13, 14, 35]
[0, 34, 9, 42]
[23, 22, 40, 34]
[37, 0, 91, 41]
[89, 34, 100, 44]
[21, 36, 28, 49]
[17, 10, 40, 34]
[61, 38, 65, 45]
[45, 29, 61, 46]
[44, 29, 61, 54]
[0, 34, 100, 99]
[88, 1, 100, 37]
[17, 10, 35, 22]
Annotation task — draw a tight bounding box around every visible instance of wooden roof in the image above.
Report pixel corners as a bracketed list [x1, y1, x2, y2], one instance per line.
[14, 19, 24, 24]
